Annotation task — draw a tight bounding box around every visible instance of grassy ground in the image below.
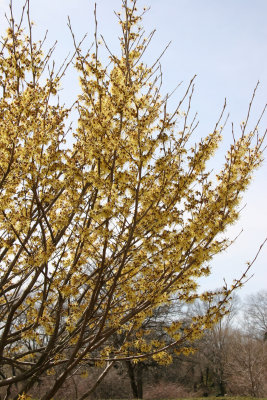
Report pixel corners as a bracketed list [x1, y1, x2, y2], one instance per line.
[165, 398, 267, 400]
[103, 398, 267, 400]
[169, 398, 267, 400]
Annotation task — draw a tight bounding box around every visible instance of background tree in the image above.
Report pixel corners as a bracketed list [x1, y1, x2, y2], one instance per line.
[0, 0, 266, 399]
[187, 295, 239, 396]
[226, 330, 267, 397]
[224, 290, 267, 397]
[87, 292, 267, 399]
[121, 302, 185, 399]
[244, 290, 267, 340]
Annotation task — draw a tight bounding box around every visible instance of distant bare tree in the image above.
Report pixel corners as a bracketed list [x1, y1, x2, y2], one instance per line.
[244, 290, 267, 340]
[192, 295, 240, 395]
[226, 331, 267, 397]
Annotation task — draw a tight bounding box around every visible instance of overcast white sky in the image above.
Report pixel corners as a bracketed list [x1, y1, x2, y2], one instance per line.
[0, 0, 266, 298]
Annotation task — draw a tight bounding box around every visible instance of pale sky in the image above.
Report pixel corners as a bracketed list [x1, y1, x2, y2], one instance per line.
[0, 0, 266, 297]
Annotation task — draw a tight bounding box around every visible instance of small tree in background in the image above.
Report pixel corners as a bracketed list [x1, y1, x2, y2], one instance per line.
[0, 0, 266, 399]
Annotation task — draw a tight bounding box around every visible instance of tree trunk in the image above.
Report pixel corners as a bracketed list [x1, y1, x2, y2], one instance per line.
[126, 361, 139, 398]
[126, 361, 144, 399]
[219, 379, 226, 396]
[136, 363, 143, 399]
